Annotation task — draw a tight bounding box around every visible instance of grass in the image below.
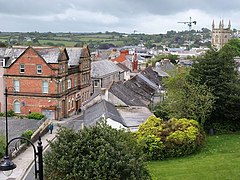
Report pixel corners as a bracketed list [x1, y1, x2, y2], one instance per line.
[148, 133, 240, 180]
[38, 39, 77, 46]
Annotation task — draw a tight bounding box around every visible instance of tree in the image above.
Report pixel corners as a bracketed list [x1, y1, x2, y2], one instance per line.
[155, 67, 215, 126]
[189, 39, 240, 130]
[44, 121, 150, 180]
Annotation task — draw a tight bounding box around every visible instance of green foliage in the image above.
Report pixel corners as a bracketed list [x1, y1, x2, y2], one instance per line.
[44, 121, 151, 180]
[20, 130, 33, 144]
[189, 39, 240, 130]
[155, 67, 215, 125]
[7, 109, 15, 117]
[136, 116, 205, 160]
[0, 135, 6, 159]
[26, 112, 45, 120]
[0, 112, 4, 117]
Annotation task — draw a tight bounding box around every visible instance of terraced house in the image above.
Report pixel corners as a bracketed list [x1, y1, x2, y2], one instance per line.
[1, 46, 91, 120]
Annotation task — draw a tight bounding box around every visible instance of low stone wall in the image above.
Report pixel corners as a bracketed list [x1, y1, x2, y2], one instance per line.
[10, 119, 50, 159]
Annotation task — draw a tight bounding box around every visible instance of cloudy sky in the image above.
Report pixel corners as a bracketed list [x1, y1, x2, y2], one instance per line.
[1, 0, 240, 34]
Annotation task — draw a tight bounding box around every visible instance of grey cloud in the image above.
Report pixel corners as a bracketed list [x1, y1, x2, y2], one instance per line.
[0, 0, 240, 33]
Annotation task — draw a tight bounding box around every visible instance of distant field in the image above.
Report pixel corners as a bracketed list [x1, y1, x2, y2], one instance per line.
[38, 39, 77, 46]
[148, 133, 240, 179]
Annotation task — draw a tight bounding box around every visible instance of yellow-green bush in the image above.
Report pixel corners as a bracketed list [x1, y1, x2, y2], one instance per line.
[135, 116, 205, 160]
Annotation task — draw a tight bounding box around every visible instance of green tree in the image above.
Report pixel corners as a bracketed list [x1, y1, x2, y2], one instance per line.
[44, 121, 150, 180]
[155, 67, 215, 126]
[189, 39, 240, 130]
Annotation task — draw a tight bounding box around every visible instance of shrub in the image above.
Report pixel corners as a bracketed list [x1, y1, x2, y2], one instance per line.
[44, 121, 151, 180]
[7, 109, 15, 117]
[20, 130, 33, 145]
[0, 112, 4, 117]
[135, 116, 205, 160]
[26, 112, 45, 120]
[0, 135, 5, 159]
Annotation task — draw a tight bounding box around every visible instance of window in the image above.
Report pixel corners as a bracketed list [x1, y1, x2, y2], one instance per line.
[74, 77, 77, 87]
[42, 81, 49, 93]
[13, 80, 20, 92]
[37, 65, 42, 74]
[62, 64, 65, 72]
[72, 98, 74, 108]
[68, 100, 71, 110]
[14, 101, 20, 113]
[62, 80, 65, 92]
[0, 58, 4, 67]
[68, 79, 72, 89]
[20, 64, 25, 73]
[94, 80, 100, 87]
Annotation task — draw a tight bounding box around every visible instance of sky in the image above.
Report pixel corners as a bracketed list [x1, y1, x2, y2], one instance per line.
[1, 0, 240, 34]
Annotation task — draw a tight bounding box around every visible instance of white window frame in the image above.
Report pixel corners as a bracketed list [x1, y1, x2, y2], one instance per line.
[13, 80, 20, 92]
[67, 79, 71, 89]
[20, 64, 25, 73]
[42, 81, 49, 93]
[37, 65, 42, 74]
[14, 100, 20, 113]
[74, 77, 77, 87]
[94, 80, 100, 87]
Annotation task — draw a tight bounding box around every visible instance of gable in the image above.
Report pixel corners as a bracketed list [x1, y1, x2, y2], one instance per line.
[6, 47, 54, 76]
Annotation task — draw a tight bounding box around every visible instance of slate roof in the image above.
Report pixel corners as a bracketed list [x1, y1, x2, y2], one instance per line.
[109, 81, 146, 106]
[152, 67, 169, 77]
[66, 47, 83, 66]
[0, 47, 27, 67]
[116, 63, 131, 72]
[83, 99, 127, 127]
[35, 47, 62, 63]
[117, 106, 152, 128]
[140, 67, 161, 86]
[91, 60, 121, 78]
[124, 75, 156, 101]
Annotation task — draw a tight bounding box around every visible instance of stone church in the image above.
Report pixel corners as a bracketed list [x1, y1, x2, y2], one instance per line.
[212, 19, 231, 50]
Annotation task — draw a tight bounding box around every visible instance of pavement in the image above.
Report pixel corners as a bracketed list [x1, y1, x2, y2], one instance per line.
[0, 114, 82, 180]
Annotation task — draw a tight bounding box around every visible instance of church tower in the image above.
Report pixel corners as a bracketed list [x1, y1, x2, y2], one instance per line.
[212, 19, 231, 50]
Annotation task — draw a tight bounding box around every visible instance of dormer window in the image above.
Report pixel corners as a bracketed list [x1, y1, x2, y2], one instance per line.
[20, 64, 25, 73]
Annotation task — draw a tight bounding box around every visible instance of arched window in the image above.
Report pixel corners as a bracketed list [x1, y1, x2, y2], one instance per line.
[14, 100, 20, 113]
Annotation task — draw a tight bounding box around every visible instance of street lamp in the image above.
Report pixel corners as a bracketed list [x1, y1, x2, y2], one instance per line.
[0, 136, 43, 180]
[0, 87, 44, 179]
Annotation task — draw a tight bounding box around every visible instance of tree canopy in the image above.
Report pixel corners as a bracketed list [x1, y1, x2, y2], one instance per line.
[154, 67, 215, 126]
[189, 39, 240, 130]
[44, 121, 150, 180]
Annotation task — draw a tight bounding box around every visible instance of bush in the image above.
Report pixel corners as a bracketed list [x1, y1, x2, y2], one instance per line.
[0, 112, 4, 117]
[44, 121, 151, 180]
[7, 109, 15, 117]
[0, 135, 5, 159]
[26, 112, 45, 120]
[20, 130, 33, 145]
[135, 116, 205, 160]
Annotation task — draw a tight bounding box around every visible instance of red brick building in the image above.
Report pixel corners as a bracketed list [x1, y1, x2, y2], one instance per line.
[3, 46, 91, 120]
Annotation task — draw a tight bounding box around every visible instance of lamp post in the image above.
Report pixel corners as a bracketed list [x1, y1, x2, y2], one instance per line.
[1, 87, 44, 179]
[0, 136, 44, 180]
